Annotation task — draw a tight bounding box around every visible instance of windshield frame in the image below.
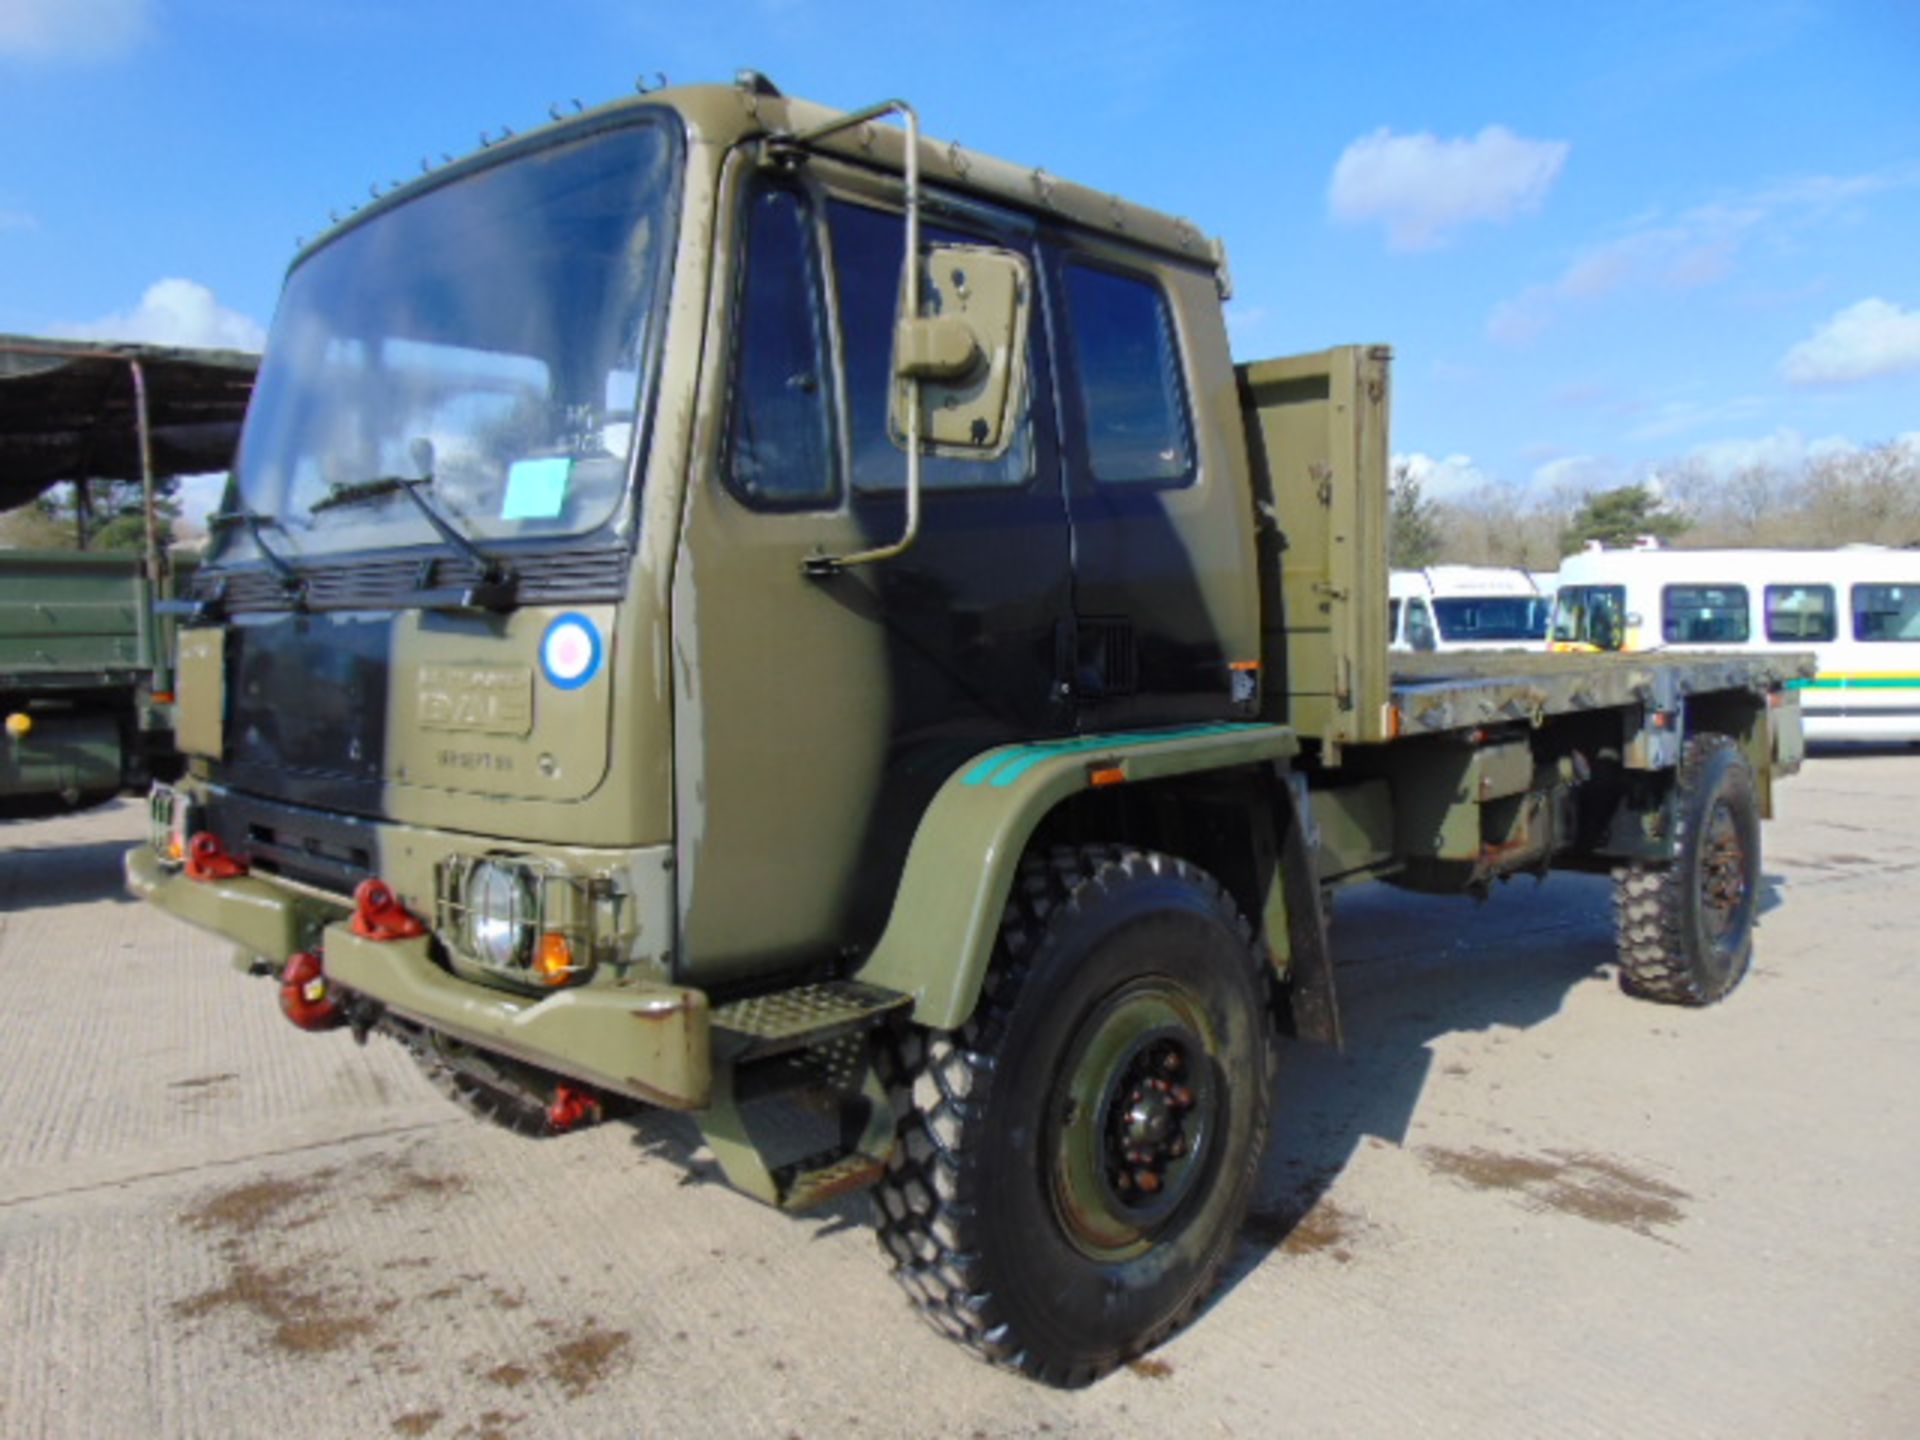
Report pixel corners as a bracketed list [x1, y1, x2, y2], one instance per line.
[211, 106, 686, 578]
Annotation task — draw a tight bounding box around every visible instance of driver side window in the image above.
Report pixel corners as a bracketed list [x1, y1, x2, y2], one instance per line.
[725, 185, 836, 509]
[1407, 599, 1437, 652]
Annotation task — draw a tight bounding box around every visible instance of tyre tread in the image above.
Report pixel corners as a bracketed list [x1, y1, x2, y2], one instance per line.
[870, 844, 1271, 1385]
[1611, 732, 1758, 1007]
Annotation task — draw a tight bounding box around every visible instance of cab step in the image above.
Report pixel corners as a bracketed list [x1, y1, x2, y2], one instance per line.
[710, 979, 911, 1063]
[700, 980, 911, 1211]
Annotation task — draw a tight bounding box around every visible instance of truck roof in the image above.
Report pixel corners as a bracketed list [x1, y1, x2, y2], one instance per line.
[1390, 565, 1540, 599]
[0, 335, 258, 510]
[296, 75, 1233, 291]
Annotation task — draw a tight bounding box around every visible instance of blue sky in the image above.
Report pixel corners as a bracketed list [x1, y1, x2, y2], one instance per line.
[2, 0, 1915, 506]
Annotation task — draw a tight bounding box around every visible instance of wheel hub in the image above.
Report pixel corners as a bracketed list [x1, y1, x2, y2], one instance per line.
[1048, 985, 1220, 1261]
[1700, 799, 1749, 941]
[1111, 1041, 1198, 1197]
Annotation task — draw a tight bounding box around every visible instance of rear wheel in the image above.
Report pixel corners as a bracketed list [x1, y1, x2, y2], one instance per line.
[871, 846, 1274, 1386]
[1613, 733, 1761, 1006]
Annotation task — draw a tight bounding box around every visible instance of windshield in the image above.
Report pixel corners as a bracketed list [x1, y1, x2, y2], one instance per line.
[1432, 595, 1550, 643]
[1551, 584, 1628, 649]
[217, 119, 677, 563]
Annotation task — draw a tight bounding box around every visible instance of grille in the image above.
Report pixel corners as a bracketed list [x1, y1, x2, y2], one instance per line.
[196, 548, 629, 615]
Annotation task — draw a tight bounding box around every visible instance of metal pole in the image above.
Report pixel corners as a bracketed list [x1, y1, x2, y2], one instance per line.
[784, 100, 925, 574]
[128, 356, 163, 589]
[127, 356, 171, 695]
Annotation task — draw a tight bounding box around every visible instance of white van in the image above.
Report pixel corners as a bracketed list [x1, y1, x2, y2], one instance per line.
[1549, 544, 1920, 742]
[1388, 566, 1551, 653]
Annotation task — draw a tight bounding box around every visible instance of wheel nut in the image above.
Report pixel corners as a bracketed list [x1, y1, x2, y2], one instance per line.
[1135, 1170, 1161, 1194]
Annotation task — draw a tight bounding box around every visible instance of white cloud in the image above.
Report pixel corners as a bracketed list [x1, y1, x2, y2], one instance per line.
[1488, 164, 1920, 346]
[0, 0, 148, 60]
[58, 279, 266, 352]
[1625, 393, 1771, 443]
[1780, 298, 1920, 385]
[1393, 450, 1492, 501]
[1532, 454, 1618, 492]
[1489, 226, 1742, 345]
[1329, 125, 1569, 251]
[1678, 427, 1859, 478]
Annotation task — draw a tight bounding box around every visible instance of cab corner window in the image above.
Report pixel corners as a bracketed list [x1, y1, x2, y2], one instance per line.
[727, 186, 835, 509]
[1061, 261, 1193, 486]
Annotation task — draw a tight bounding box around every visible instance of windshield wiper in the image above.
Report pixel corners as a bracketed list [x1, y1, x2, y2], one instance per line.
[204, 503, 306, 608]
[311, 469, 518, 611]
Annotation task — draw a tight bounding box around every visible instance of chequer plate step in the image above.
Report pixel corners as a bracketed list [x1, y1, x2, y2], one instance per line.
[710, 980, 909, 1061]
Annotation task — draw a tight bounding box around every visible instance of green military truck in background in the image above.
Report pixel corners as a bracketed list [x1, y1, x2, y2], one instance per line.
[1, 549, 181, 815]
[1, 337, 256, 817]
[125, 76, 1808, 1384]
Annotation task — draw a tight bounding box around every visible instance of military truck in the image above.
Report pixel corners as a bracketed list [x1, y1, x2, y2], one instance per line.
[1, 338, 257, 817]
[0, 550, 179, 815]
[125, 76, 1808, 1385]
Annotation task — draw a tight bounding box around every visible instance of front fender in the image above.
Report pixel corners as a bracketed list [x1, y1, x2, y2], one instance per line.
[853, 722, 1298, 1030]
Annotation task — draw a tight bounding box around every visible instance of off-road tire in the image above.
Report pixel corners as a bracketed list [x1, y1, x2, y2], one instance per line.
[1613, 733, 1761, 1006]
[870, 845, 1275, 1386]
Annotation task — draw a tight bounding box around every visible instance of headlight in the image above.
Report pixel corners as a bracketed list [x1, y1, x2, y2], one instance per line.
[465, 860, 535, 969]
[150, 783, 191, 866]
[438, 853, 625, 987]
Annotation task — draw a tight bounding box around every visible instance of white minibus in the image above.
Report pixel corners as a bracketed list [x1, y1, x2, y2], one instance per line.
[1548, 545, 1920, 742]
[1389, 566, 1551, 653]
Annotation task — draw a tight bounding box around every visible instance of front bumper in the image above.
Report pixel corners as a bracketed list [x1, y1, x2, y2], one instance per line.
[125, 844, 712, 1109]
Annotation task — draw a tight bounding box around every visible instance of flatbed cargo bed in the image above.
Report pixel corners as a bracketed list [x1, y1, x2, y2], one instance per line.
[1382, 649, 1815, 737]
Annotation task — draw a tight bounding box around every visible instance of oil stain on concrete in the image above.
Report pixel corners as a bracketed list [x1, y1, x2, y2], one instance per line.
[1419, 1145, 1689, 1236]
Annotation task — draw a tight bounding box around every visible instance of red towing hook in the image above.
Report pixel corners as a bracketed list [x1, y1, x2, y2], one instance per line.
[185, 831, 247, 881]
[351, 878, 426, 941]
[279, 950, 345, 1031]
[546, 1084, 603, 1134]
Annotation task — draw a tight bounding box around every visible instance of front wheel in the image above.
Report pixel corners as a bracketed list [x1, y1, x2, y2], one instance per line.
[871, 846, 1274, 1386]
[1613, 733, 1762, 1006]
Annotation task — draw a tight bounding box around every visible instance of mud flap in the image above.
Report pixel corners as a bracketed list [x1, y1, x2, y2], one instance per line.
[1272, 777, 1342, 1048]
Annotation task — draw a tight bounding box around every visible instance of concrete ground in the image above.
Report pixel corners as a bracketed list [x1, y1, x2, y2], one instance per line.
[2, 751, 1916, 1439]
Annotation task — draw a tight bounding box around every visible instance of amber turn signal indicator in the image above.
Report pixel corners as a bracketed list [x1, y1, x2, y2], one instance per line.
[533, 933, 574, 985]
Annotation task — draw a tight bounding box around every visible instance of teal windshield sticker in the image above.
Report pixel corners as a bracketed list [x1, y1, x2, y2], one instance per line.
[501, 457, 572, 520]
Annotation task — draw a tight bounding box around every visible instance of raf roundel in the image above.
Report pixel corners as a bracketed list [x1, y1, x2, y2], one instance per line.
[539, 613, 602, 691]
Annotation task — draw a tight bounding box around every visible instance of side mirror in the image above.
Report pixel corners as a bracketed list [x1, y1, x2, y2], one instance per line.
[894, 316, 980, 382]
[890, 244, 1028, 456]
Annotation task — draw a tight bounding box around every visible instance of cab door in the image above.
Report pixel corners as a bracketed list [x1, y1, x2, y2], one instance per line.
[1041, 238, 1263, 732]
[672, 158, 1069, 984]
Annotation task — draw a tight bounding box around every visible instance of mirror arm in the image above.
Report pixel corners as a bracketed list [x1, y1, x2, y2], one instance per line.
[792, 99, 925, 579]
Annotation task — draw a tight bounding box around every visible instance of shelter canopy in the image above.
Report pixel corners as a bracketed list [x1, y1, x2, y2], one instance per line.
[0, 334, 258, 511]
